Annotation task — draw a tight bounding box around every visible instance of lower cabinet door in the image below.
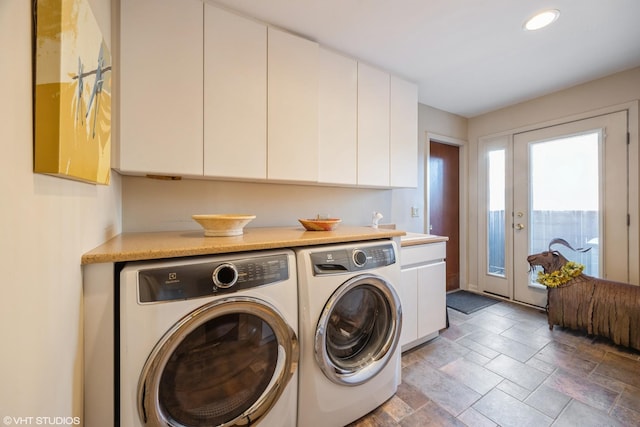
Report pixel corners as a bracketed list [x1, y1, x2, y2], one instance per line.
[417, 261, 447, 337]
[399, 268, 418, 348]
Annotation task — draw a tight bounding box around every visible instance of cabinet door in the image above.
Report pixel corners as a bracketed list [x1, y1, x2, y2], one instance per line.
[399, 268, 418, 348]
[204, 5, 267, 179]
[119, 0, 204, 176]
[267, 28, 319, 182]
[417, 261, 447, 337]
[357, 63, 390, 187]
[390, 76, 418, 188]
[318, 48, 357, 185]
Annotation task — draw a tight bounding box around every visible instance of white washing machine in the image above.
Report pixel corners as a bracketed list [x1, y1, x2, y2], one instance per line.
[119, 249, 299, 427]
[295, 241, 402, 427]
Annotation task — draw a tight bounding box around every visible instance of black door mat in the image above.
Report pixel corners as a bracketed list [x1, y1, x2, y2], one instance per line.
[446, 290, 500, 314]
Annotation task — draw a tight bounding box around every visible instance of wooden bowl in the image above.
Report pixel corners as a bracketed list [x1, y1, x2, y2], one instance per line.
[298, 218, 341, 231]
[192, 214, 255, 236]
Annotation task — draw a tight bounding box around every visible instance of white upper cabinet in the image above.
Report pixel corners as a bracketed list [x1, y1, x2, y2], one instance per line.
[357, 63, 390, 187]
[267, 27, 319, 183]
[390, 76, 418, 188]
[204, 5, 267, 179]
[116, 1, 417, 187]
[318, 48, 357, 185]
[118, 0, 204, 176]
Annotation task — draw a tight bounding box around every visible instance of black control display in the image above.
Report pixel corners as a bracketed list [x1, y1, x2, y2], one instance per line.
[309, 243, 396, 275]
[137, 254, 289, 303]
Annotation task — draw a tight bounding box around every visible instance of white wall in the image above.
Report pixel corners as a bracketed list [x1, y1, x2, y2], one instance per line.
[0, 0, 121, 422]
[122, 176, 392, 231]
[466, 67, 640, 290]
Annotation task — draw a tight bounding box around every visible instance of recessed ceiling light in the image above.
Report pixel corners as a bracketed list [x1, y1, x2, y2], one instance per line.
[524, 9, 560, 31]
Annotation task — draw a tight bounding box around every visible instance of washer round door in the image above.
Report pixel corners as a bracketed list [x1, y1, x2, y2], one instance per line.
[138, 297, 298, 426]
[314, 273, 402, 385]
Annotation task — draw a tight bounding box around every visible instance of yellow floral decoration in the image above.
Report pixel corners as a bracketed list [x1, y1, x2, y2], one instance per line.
[536, 261, 585, 288]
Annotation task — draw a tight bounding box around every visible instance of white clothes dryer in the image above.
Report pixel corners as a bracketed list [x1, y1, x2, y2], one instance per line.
[119, 249, 298, 427]
[295, 241, 402, 427]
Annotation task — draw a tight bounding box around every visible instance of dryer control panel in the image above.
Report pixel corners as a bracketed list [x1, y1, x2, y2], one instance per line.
[309, 243, 396, 275]
[137, 253, 289, 303]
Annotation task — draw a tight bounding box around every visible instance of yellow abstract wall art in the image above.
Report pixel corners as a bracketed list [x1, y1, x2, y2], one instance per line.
[34, 0, 111, 184]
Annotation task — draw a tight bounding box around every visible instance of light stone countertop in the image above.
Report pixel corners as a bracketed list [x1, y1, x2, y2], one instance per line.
[400, 232, 449, 247]
[81, 226, 407, 264]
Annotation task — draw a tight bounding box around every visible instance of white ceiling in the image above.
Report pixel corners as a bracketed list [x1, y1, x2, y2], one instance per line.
[211, 0, 640, 118]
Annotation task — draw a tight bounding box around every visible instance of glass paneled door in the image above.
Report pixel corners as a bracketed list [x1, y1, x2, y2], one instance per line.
[479, 135, 512, 299]
[512, 112, 629, 307]
[479, 111, 629, 308]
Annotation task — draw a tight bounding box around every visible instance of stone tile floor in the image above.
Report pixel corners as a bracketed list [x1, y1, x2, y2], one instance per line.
[349, 300, 640, 426]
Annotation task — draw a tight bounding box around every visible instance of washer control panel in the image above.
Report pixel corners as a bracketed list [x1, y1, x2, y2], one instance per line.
[309, 243, 396, 275]
[137, 253, 289, 303]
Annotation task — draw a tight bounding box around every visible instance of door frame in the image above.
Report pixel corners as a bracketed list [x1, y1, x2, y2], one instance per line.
[426, 132, 468, 291]
[476, 101, 640, 300]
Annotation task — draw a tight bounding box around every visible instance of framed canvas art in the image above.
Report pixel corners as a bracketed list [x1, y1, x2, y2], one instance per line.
[34, 0, 112, 184]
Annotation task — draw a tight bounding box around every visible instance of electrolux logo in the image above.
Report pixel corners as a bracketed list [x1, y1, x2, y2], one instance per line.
[165, 271, 180, 285]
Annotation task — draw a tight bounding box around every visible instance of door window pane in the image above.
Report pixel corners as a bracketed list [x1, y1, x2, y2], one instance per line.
[529, 132, 600, 276]
[488, 149, 506, 276]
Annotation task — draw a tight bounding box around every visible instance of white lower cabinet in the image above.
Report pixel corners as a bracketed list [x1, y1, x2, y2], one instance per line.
[399, 268, 419, 347]
[399, 242, 447, 351]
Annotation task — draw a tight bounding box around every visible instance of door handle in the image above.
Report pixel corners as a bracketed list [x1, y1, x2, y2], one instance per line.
[514, 223, 525, 230]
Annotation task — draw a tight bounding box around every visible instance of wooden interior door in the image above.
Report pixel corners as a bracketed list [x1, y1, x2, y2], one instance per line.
[429, 141, 460, 291]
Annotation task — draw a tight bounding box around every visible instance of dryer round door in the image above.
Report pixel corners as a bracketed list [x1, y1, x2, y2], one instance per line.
[138, 296, 298, 426]
[314, 273, 402, 385]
